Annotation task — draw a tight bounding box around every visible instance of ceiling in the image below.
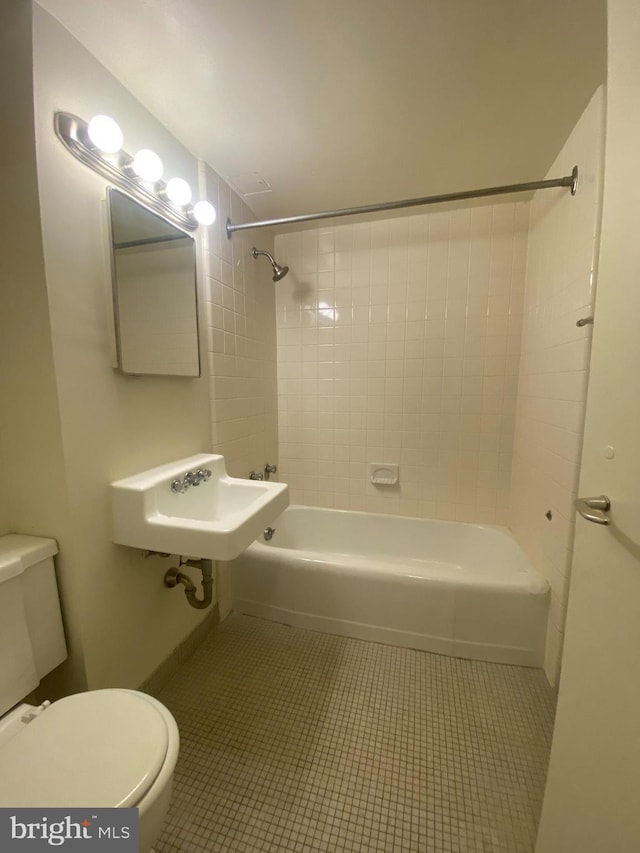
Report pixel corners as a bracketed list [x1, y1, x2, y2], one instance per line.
[36, 0, 606, 225]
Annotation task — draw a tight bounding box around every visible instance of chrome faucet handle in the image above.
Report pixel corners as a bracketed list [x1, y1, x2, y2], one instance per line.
[184, 471, 199, 486]
[171, 478, 189, 494]
[249, 470, 264, 480]
[264, 463, 277, 480]
[196, 468, 212, 483]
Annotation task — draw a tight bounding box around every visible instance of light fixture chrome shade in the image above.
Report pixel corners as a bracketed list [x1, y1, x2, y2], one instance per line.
[54, 112, 216, 232]
[251, 247, 289, 282]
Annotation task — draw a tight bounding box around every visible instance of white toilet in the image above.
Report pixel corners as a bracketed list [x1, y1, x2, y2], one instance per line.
[0, 534, 180, 852]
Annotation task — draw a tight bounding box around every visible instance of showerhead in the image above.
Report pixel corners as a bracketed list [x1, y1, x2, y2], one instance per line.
[252, 247, 289, 282]
[272, 262, 289, 282]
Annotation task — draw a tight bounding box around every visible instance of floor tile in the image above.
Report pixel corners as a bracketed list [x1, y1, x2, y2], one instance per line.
[152, 613, 555, 852]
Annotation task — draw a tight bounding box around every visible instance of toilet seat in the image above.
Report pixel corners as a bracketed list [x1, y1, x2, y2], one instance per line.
[0, 689, 170, 808]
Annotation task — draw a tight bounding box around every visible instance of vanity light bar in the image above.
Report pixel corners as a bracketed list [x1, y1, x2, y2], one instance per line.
[54, 112, 215, 232]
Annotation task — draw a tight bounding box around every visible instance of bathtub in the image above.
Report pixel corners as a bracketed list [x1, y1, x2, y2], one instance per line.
[229, 505, 549, 666]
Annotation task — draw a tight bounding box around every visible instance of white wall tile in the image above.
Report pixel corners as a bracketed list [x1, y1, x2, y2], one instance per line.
[509, 88, 605, 686]
[202, 164, 279, 479]
[275, 201, 529, 521]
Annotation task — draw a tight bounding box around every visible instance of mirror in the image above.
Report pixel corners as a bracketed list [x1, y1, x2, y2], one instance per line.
[108, 188, 200, 376]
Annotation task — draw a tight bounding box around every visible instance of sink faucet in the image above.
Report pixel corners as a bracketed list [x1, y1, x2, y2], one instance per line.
[171, 468, 212, 493]
[185, 469, 211, 486]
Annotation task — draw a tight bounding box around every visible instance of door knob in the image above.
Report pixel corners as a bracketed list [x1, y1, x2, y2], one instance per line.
[575, 495, 611, 525]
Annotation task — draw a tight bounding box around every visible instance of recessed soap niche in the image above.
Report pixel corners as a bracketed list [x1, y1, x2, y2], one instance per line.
[368, 463, 399, 486]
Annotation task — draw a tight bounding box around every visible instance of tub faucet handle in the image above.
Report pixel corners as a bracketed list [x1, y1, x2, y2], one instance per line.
[264, 463, 277, 480]
[249, 470, 264, 480]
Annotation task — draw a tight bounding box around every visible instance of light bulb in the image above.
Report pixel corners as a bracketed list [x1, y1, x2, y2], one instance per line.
[165, 177, 192, 206]
[131, 149, 163, 183]
[87, 114, 123, 153]
[193, 200, 217, 226]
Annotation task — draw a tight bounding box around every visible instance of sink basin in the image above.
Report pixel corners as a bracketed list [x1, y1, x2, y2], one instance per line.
[110, 454, 289, 561]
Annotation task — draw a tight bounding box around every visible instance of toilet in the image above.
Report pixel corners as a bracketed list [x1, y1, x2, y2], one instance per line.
[0, 534, 179, 852]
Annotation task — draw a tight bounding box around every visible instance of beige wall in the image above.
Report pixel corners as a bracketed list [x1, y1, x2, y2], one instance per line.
[274, 204, 528, 523]
[0, 2, 280, 693]
[0, 0, 86, 692]
[30, 5, 214, 690]
[0, 448, 9, 537]
[509, 88, 605, 685]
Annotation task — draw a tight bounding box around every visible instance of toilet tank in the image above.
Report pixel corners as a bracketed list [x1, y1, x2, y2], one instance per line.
[0, 535, 67, 716]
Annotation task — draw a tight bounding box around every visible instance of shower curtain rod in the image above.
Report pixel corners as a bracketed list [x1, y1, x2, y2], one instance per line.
[226, 166, 578, 237]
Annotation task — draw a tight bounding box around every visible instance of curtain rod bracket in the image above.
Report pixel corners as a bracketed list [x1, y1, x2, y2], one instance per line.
[226, 166, 579, 238]
[570, 164, 578, 195]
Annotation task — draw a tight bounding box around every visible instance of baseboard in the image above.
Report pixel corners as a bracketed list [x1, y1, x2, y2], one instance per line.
[139, 604, 219, 695]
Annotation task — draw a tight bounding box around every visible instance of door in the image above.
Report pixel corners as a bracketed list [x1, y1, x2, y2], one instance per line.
[535, 2, 640, 851]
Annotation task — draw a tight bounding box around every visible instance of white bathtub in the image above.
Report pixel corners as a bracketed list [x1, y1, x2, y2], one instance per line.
[229, 505, 550, 666]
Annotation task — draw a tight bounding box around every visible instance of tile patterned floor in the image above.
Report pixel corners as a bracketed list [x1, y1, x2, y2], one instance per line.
[152, 613, 556, 852]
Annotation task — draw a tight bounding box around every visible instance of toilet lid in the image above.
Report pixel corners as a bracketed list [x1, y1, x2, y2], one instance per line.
[0, 690, 169, 808]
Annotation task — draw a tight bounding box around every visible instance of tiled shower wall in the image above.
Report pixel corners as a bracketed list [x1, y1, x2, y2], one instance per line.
[200, 163, 279, 480]
[275, 203, 529, 523]
[509, 87, 605, 685]
[199, 164, 280, 619]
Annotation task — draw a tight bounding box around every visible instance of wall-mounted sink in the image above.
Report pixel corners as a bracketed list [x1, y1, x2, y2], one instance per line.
[110, 454, 289, 561]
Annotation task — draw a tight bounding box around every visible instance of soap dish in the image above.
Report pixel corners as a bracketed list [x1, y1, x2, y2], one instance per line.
[369, 463, 399, 486]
